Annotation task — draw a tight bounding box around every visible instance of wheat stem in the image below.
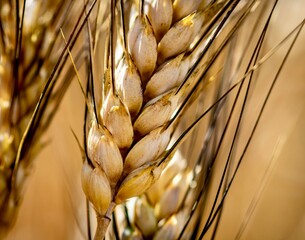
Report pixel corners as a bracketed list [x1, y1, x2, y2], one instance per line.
[94, 202, 116, 240]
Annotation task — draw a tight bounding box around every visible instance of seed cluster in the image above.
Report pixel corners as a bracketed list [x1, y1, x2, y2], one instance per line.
[82, 0, 208, 217]
[81, 0, 225, 238]
[133, 151, 196, 239]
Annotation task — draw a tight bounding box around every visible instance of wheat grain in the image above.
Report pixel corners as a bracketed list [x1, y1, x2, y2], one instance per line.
[128, 14, 157, 83]
[115, 56, 143, 118]
[82, 161, 112, 216]
[148, 0, 173, 42]
[87, 121, 123, 186]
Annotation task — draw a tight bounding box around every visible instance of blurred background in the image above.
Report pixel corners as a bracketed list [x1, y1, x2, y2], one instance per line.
[6, 0, 305, 239]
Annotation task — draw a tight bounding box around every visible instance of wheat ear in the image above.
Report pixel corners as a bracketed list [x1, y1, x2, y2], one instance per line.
[80, 0, 237, 239]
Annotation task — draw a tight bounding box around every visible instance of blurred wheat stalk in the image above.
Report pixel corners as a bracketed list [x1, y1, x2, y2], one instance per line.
[2, 0, 305, 239]
[0, 0, 86, 237]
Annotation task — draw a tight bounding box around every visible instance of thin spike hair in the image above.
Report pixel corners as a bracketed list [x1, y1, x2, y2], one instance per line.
[0, 0, 91, 237]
